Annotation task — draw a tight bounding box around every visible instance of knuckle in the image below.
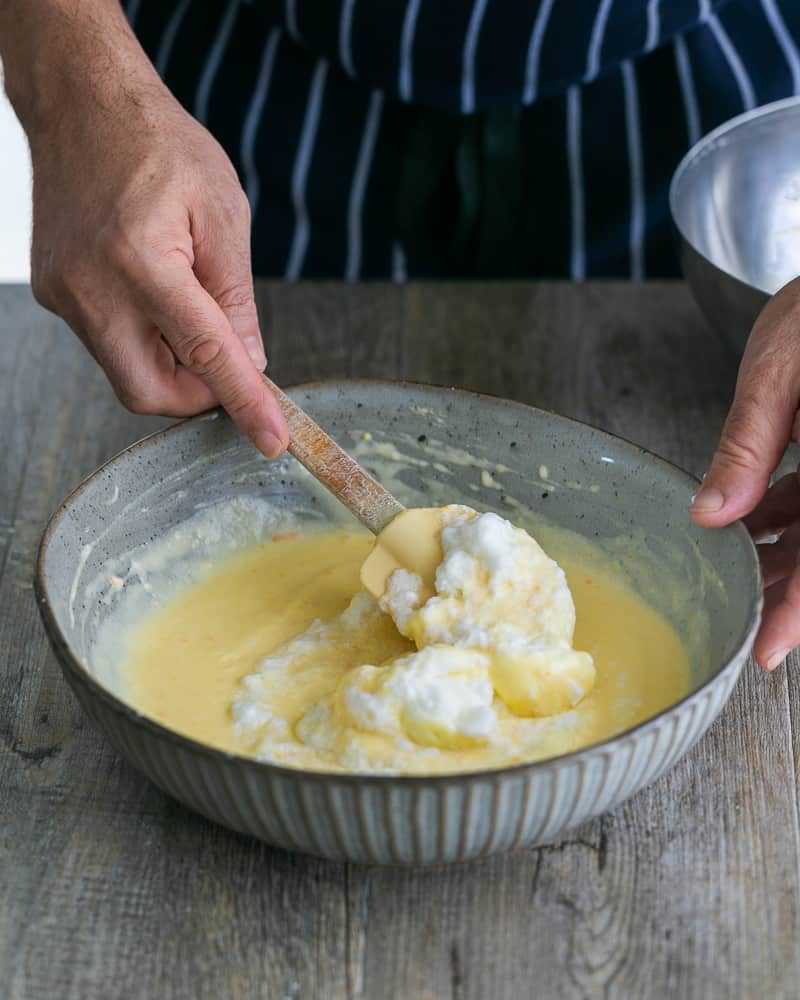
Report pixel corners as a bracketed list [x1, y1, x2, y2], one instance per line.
[125, 216, 166, 253]
[181, 333, 227, 376]
[101, 228, 136, 274]
[215, 281, 256, 316]
[719, 392, 779, 471]
[114, 379, 161, 416]
[224, 189, 251, 227]
[715, 428, 764, 473]
[99, 201, 186, 279]
[102, 221, 153, 276]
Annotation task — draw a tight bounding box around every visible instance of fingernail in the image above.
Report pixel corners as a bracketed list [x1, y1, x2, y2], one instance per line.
[766, 648, 790, 671]
[690, 485, 725, 513]
[244, 336, 266, 370]
[254, 430, 284, 459]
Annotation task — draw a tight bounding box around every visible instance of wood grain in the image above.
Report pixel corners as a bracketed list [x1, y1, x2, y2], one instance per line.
[1, 281, 797, 999]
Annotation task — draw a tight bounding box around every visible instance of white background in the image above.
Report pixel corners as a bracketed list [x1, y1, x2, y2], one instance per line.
[0, 83, 32, 282]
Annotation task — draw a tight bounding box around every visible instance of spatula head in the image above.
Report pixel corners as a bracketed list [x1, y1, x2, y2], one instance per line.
[360, 507, 446, 602]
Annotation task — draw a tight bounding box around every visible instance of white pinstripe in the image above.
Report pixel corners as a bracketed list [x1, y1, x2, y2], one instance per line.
[339, 0, 357, 77]
[698, 0, 712, 22]
[645, 0, 660, 52]
[522, 0, 555, 105]
[195, 0, 241, 124]
[708, 14, 756, 110]
[461, 0, 490, 114]
[286, 61, 328, 280]
[761, 0, 800, 94]
[125, 0, 142, 26]
[155, 0, 191, 76]
[285, 0, 301, 42]
[392, 241, 408, 282]
[241, 28, 281, 215]
[398, 0, 422, 102]
[346, 91, 384, 281]
[674, 35, 702, 145]
[621, 61, 645, 280]
[585, 0, 614, 82]
[566, 86, 586, 281]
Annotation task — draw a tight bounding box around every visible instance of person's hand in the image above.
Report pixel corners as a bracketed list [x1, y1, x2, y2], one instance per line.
[690, 275, 800, 670]
[3, 0, 288, 457]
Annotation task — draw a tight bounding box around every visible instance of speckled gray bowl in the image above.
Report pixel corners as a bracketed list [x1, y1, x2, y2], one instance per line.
[35, 381, 761, 865]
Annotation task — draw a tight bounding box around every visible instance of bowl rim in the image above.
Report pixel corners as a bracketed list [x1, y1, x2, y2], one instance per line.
[35, 378, 763, 786]
[669, 94, 800, 296]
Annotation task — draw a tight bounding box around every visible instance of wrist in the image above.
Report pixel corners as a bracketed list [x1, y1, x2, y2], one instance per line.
[0, 0, 162, 141]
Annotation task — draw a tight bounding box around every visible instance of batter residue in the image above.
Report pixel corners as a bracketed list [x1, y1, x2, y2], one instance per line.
[124, 508, 690, 774]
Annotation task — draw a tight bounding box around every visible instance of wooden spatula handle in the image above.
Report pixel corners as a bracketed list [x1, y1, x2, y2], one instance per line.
[264, 377, 405, 535]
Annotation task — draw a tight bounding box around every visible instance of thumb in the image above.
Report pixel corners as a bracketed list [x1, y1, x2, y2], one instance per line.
[215, 279, 266, 372]
[691, 375, 795, 527]
[192, 191, 266, 371]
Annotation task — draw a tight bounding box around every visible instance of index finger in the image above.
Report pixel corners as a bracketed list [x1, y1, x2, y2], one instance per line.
[755, 568, 800, 670]
[135, 250, 288, 457]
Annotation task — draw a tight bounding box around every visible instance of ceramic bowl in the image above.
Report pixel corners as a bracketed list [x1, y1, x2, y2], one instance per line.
[35, 381, 761, 865]
[670, 96, 800, 352]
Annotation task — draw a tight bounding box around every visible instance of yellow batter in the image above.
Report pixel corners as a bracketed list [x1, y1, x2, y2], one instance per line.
[124, 523, 691, 774]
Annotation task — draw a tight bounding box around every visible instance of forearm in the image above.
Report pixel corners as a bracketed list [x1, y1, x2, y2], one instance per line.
[0, 0, 162, 139]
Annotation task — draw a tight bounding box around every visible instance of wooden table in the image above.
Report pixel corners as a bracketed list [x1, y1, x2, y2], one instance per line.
[2, 281, 798, 999]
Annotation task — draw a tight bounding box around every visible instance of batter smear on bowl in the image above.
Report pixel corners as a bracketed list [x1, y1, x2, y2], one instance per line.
[123, 504, 690, 774]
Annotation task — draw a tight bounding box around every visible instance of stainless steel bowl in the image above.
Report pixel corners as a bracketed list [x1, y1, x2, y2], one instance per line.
[670, 96, 800, 351]
[35, 381, 761, 865]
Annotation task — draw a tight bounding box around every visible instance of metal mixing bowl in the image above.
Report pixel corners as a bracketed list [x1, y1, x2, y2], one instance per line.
[670, 96, 800, 351]
[35, 381, 761, 865]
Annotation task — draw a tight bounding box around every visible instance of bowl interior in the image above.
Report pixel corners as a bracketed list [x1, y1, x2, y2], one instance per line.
[671, 97, 800, 296]
[40, 382, 760, 721]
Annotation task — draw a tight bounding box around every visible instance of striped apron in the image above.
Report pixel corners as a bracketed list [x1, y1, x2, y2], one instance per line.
[125, 0, 800, 280]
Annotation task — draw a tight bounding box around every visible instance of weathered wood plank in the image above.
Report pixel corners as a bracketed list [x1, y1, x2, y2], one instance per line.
[349, 281, 800, 1000]
[256, 280, 407, 385]
[1, 281, 797, 1000]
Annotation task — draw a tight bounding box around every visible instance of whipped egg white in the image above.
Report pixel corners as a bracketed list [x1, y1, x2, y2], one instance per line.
[233, 506, 596, 764]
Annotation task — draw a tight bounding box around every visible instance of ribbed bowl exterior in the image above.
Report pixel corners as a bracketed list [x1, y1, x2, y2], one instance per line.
[62, 647, 745, 865]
